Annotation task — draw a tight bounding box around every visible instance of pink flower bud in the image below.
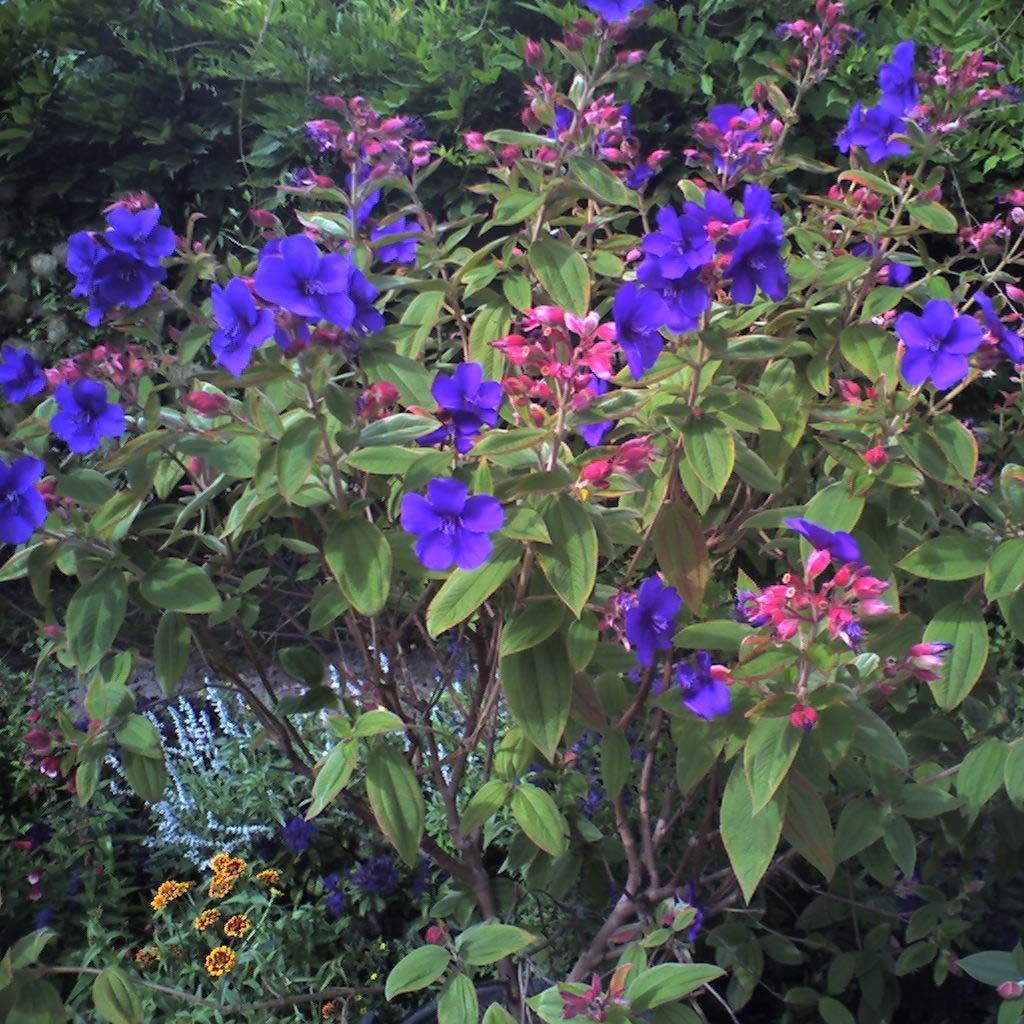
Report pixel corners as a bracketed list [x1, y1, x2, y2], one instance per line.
[751, 81, 770, 104]
[425, 924, 448, 945]
[562, 31, 585, 51]
[790, 704, 819, 731]
[525, 38, 544, 67]
[464, 131, 489, 153]
[247, 208, 279, 228]
[500, 145, 522, 165]
[615, 49, 646, 66]
[806, 548, 832, 580]
[185, 391, 230, 418]
[1008, 284, 1024, 303]
[998, 981, 1024, 1000]
[864, 445, 888, 468]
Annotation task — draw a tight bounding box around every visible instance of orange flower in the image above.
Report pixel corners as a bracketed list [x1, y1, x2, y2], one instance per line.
[223, 914, 252, 938]
[150, 879, 194, 910]
[256, 868, 281, 887]
[210, 853, 233, 873]
[205, 946, 237, 977]
[209, 874, 235, 900]
[194, 908, 222, 932]
[322, 1001, 339, 1019]
[134, 946, 161, 966]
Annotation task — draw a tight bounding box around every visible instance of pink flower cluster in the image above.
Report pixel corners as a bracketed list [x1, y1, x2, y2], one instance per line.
[776, 0, 863, 83]
[739, 555, 890, 650]
[683, 100, 782, 186]
[560, 968, 631, 1022]
[44, 343, 161, 392]
[305, 96, 433, 171]
[578, 437, 656, 489]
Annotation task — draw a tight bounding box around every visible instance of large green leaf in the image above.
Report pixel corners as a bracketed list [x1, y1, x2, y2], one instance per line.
[684, 417, 734, 496]
[325, 518, 392, 616]
[385, 947, 452, 1000]
[986, 540, 1024, 601]
[438, 973, 479, 1024]
[626, 964, 725, 1011]
[511, 782, 569, 856]
[897, 535, 989, 581]
[537, 495, 597, 617]
[276, 413, 321, 500]
[744, 716, 801, 813]
[66, 569, 127, 673]
[92, 967, 143, 1024]
[720, 760, 786, 903]
[456, 924, 535, 965]
[528, 238, 590, 315]
[307, 739, 358, 819]
[154, 611, 190, 698]
[501, 633, 572, 761]
[427, 538, 520, 636]
[365, 743, 424, 866]
[654, 502, 709, 613]
[139, 559, 221, 613]
[923, 602, 989, 709]
[782, 770, 835, 880]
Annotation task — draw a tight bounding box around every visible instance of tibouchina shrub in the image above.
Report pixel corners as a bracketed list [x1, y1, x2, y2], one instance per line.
[2, 0, 1024, 1020]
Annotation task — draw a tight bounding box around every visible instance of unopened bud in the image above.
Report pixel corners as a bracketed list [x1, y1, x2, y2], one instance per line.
[185, 391, 230, 418]
[997, 981, 1024, 999]
[864, 445, 888, 468]
[525, 38, 544, 67]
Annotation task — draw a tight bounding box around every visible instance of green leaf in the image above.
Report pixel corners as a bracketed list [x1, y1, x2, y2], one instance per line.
[986, 540, 1024, 601]
[1004, 742, 1024, 808]
[957, 738, 1008, 818]
[654, 502, 709, 613]
[673, 718, 725, 794]
[6, 975, 66, 1024]
[92, 967, 143, 1024]
[359, 413, 440, 447]
[675, 621, 753, 652]
[897, 535, 989, 580]
[121, 750, 167, 803]
[503, 275, 533, 312]
[139, 559, 221, 613]
[438, 973, 479, 1024]
[385, 947, 452, 999]
[529, 238, 590, 315]
[537, 495, 597, 617]
[782, 770, 835, 880]
[745, 716, 801, 813]
[861, 287, 905, 321]
[325, 518, 392, 616]
[849, 701, 908, 770]
[365, 743, 425, 866]
[818, 996, 856, 1024]
[116, 715, 162, 759]
[569, 154, 633, 205]
[307, 740, 358, 819]
[353, 710, 405, 737]
[626, 964, 725, 1011]
[601, 731, 631, 800]
[9, 930, 56, 969]
[839, 324, 896, 380]
[803, 482, 863, 533]
[908, 199, 958, 233]
[501, 600, 564, 656]
[427, 538, 521, 636]
[818, 256, 868, 287]
[957, 952, 1020, 986]
[923, 602, 989, 709]
[492, 189, 545, 226]
[512, 782, 569, 856]
[276, 413, 321, 500]
[461, 779, 512, 833]
[56, 469, 116, 507]
[154, 611, 190, 698]
[684, 417, 734, 495]
[720, 760, 786, 903]
[835, 798, 885, 861]
[457, 924, 535, 965]
[501, 634, 572, 761]
[66, 569, 127, 673]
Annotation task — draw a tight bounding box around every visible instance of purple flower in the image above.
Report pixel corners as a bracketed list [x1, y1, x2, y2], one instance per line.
[895, 299, 984, 389]
[0, 457, 46, 545]
[784, 517, 862, 565]
[104, 206, 176, 268]
[349, 168, 382, 229]
[625, 576, 682, 668]
[735, 588, 769, 627]
[253, 235, 359, 327]
[636, 259, 708, 333]
[878, 40, 918, 116]
[550, 105, 575, 139]
[708, 104, 762, 172]
[418, 362, 503, 454]
[51, 381, 126, 454]
[324, 889, 346, 917]
[579, 376, 613, 447]
[347, 263, 385, 337]
[371, 217, 422, 265]
[93, 252, 166, 310]
[642, 206, 714, 279]
[401, 478, 504, 571]
[975, 293, 1024, 364]
[613, 282, 668, 380]
[684, 882, 705, 941]
[837, 103, 911, 163]
[850, 241, 912, 287]
[676, 651, 731, 720]
[211, 278, 276, 376]
[324, 872, 342, 891]
[625, 164, 655, 189]
[67, 232, 102, 298]
[283, 815, 318, 852]
[727, 185, 788, 303]
[351, 853, 400, 895]
[685, 189, 738, 237]
[581, 0, 648, 22]
[0, 345, 45, 403]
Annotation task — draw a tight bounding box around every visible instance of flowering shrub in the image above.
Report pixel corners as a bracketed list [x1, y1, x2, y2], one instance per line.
[3, 2, 1024, 1022]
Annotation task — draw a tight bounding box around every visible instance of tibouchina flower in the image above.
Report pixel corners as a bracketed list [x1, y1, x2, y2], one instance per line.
[401, 478, 504, 571]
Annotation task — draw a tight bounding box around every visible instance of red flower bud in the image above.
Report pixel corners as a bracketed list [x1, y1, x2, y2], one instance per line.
[998, 981, 1024, 999]
[425, 924, 448, 945]
[247, 208, 279, 228]
[562, 30, 585, 51]
[864, 445, 888, 468]
[790, 704, 819, 732]
[525, 38, 544, 67]
[185, 391, 230, 417]
[464, 131, 489, 153]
